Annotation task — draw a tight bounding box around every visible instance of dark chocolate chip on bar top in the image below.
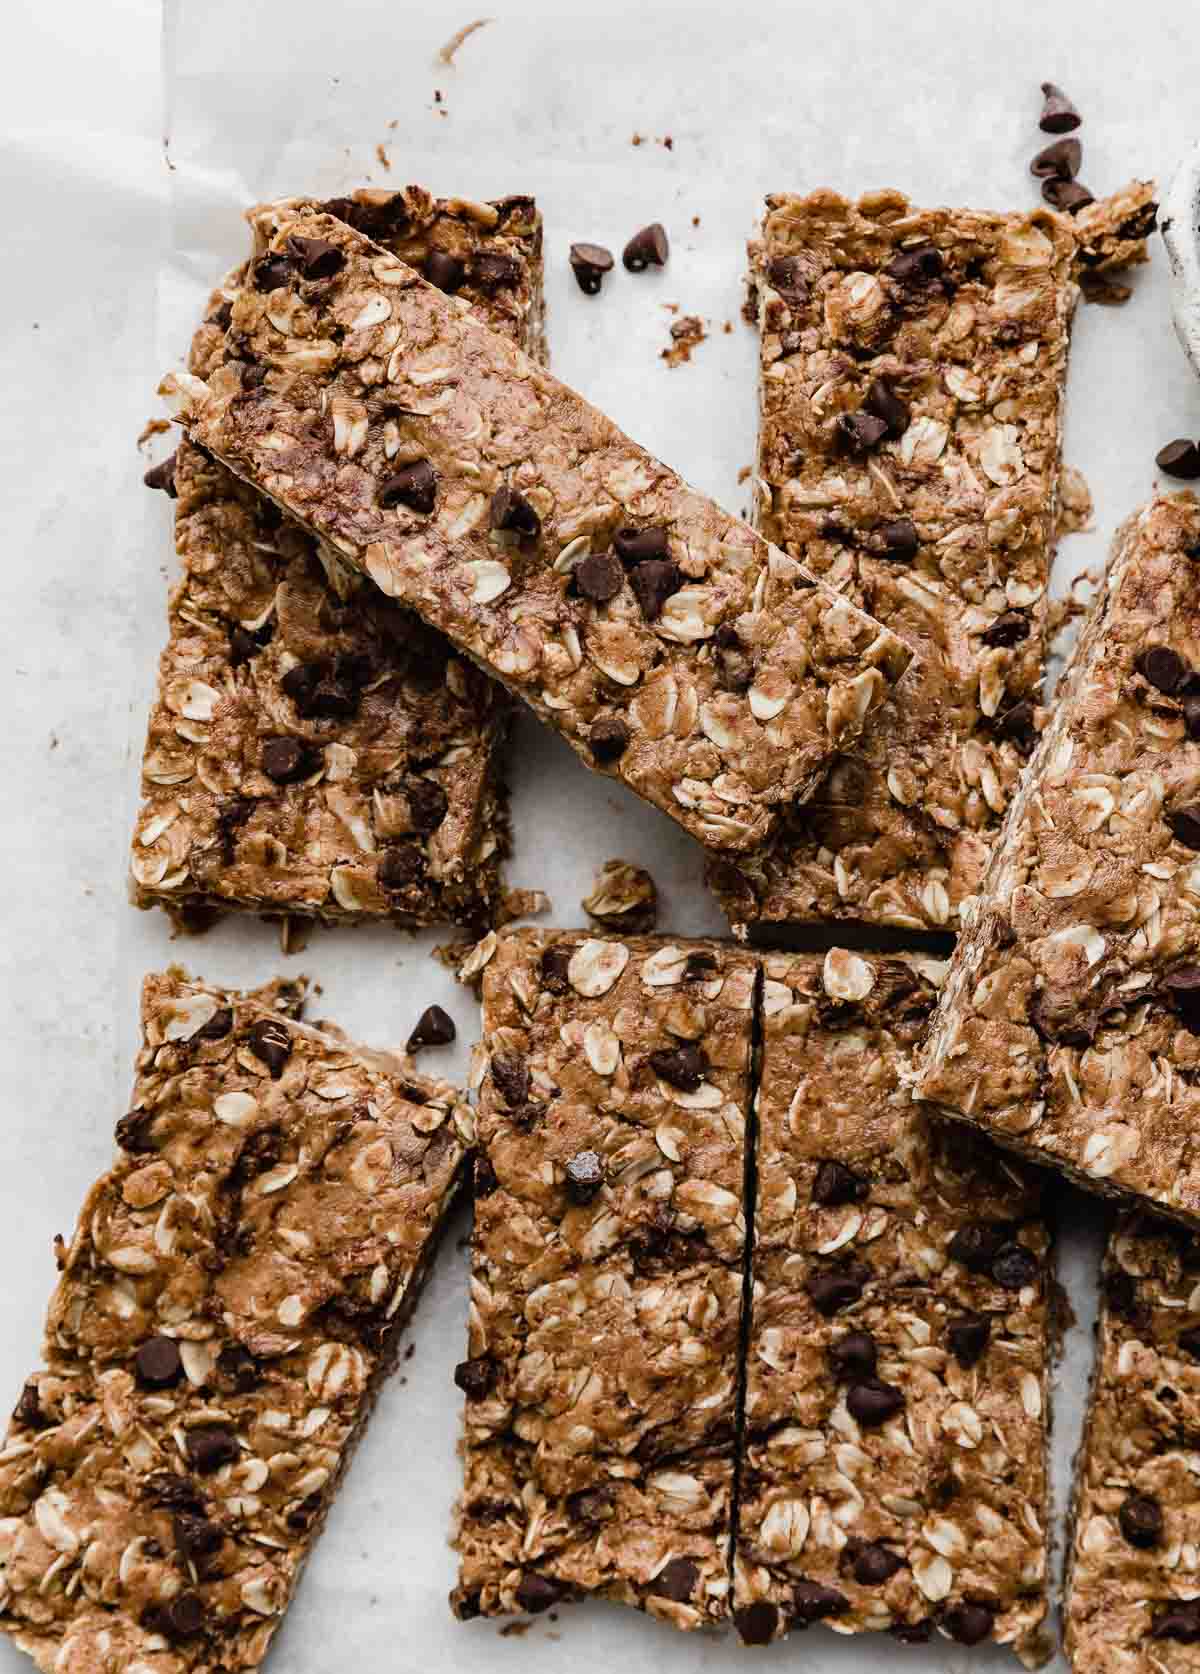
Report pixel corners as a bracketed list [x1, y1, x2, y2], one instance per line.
[563, 1149, 604, 1202]
[573, 548, 624, 603]
[811, 1159, 867, 1206]
[1134, 646, 1189, 692]
[1118, 1491, 1163, 1549]
[247, 1015, 293, 1077]
[647, 1041, 706, 1091]
[185, 1424, 240, 1474]
[490, 1051, 530, 1107]
[846, 1378, 905, 1427]
[588, 715, 631, 761]
[454, 1355, 497, 1399]
[613, 525, 669, 564]
[946, 1312, 991, 1367]
[260, 736, 320, 784]
[490, 484, 541, 538]
[629, 558, 682, 620]
[135, 1336, 183, 1387]
[1042, 177, 1093, 214]
[379, 459, 438, 514]
[827, 1329, 877, 1381]
[863, 378, 909, 439]
[287, 234, 344, 279]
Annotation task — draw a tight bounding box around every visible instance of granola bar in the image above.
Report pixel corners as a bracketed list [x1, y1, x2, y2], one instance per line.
[0, 968, 470, 1674]
[161, 204, 914, 857]
[733, 948, 1052, 1656]
[1066, 1213, 1200, 1670]
[917, 493, 1200, 1227]
[451, 929, 759, 1630]
[133, 187, 546, 930]
[708, 187, 1078, 935]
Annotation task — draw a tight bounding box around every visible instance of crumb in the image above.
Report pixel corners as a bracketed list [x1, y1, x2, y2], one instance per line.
[631, 133, 643, 146]
[375, 143, 391, 171]
[32, 322, 39, 330]
[691, 215, 700, 227]
[434, 89, 443, 103]
[279, 915, 311, 957]
[741, 278, 760, 327]
[137, 416, 172, 449]
[663, 300, 679, 314]
[405, 1343, 415, 1361]
[723, 320, 733, 333]
[162, 138, 176, 173]
[661, 135, 673, 150]
[53, 1235, 66, 1271]
[455, 1235, 470, 1252]
[499, 1621, 532, 1638]
[437, 17, 491, 64]
[496, 886, 551, 927]
[48, 732, 58, 750]
[582, 859, 658, 934]
[399, 1376, 408, 1387]
[661, 314, 707, 367]
[737, 465, 752, 484]
[1056, 464, 1094, 538]
[387, 118, 398, 129]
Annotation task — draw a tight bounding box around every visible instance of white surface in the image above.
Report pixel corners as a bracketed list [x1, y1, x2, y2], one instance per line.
[4, 0, 1200, 1667]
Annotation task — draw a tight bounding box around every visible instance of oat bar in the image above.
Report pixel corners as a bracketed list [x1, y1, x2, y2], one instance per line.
[162, 205, 914, 856]
[451, 929, 759, 1630]
[0, 968, 470, 1674]
[133, 187, 546, 930]
[917, 493, 1200, 1226]
[734, 948, 1052, 1658]
[1066, 1213, 1200, 1671]
[708, 188, 1078, 934]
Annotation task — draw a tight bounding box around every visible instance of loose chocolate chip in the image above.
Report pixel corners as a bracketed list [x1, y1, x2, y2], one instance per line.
[766, 255, 809, 296]
[847, 1378, 905, 1427]
[1039, 81, 1081, 133]
[734, 1600, 779, 1645]
[13, 1381, 47, 1430]
[407, 1005, 456, 1051]
[1152, 1601, 1200, 1642]
[491, 1051, 530, 1107]
[982, 610, 1031, 647]
[574, 549, 625, 603]
[515, 1573, 560, 1614]
[878, 517, 920, 561]
[247, 1016, 292, 1078]
[886, 244, 943, 285]
[838, 411, 890, 456]
[453, 1356, 497, 1399]
[622, 222, 669, 272]
[378, 845, 424, 891]
[791, 1580, 850, 1624]
[851, 1542, 905, 1586]
[1119, 1491, 1163, 1549]
[827, 1330, 877, 1381]
[1042, 177, 1093, 213]
[490, 484, 541, 538]
[992, 1240, 1039, 1290]
[379, 460, 438, 515]
[1169, 805, 1200, 850]
[589, 716, 631, 763]
[630, 558, 682, 620]
[474, 252, 521, 291]
[648, 1042, 706, 1092]
[1157, 439, 1200, 480]
[864, 378, 909, 439]
[569, 242, 615, 296]
[1031, 136, 1082, 179]
[261, 736, 320, 785]
[473, 1155, 498, 1199]
[540, 945, 572, 993]
[174, 1510, 223, 1561]
[254, 253, 294, 291]
[564, 1150, 604, 1203]
[287, 235, 344, 279]
[947, 1312, 991, 1368]
[424, 249, 466, 293]
[811, 1159, 867, 1207]
[186, 1425, 239, 1474]
[1135, 646, 1189, 693]
[400, 776, 449, 834]
[135, 1336, 182, 1388]
[144, 453, 178, 497]
[947, 1221, 1006, 1275]
[807, 1266, 868, 1316]
[613, 526, 669, 564]
[196, 1006, 233, 1042]
[652, 1557, 699, 1602]
[943, 1601, 995, 1645]
[892, 1618, 934, 1644]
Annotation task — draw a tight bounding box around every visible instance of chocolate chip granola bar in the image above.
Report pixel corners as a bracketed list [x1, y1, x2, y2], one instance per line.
[0, 968, 470, 1673]
[133, 188, 546, 930]
[917, 493, 1200, 1227]
[733, 949, 1052, 1656]
[451, 929, 759, 1630]
[162, 204, 914, 857]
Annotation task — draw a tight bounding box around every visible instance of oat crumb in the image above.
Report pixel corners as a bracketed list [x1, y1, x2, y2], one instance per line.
[661, 314, 707, 367]
[137, 417, 172, 449]
[437, 17, 491, 64]
[375, 143, 391, 171]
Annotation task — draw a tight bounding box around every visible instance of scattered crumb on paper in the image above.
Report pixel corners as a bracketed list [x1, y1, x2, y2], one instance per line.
[437, 18, 491, 64]
[1056, 464, 1094, 537]
[661, 314, 707, 367]
[581, 859, 658, 933]
[137, 416, 171, 449]
[375, 143, 391, 171]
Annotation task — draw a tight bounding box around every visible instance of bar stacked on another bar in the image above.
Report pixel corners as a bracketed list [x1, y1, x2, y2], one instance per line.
[708, 188, 1079, 936]
[0, 968, 470, 1674]
[451, 929, 759, 1630]
[162, 203, 914, 857]
[133, 187, 545, 931]
[918, 493, 1200, 1227]
[734, 949, 1052, 1657]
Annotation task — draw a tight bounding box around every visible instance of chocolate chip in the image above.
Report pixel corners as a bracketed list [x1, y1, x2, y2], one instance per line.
[254, 253, 294, 291]
[491, 1051, 530, 1107]
[851, 1542, 905, 1586]
[1118, 1491, 1163, 1549]
[216, 1342, 258, 1392]
[648, 1042, 706, 1092]
[997, 698, 1038, 752]
[473, 252, 521, 291]
[186, 1425, 239, 1474]
[734, 1601, 779, 1645]
[877, 517, 920, 562]
[407, 1005, 456, 1051]
[1042, 177, 1093, 213]
[197, 1006, 233, 1042]
[379, 460, 438, 515]
[568, 1487, 613, 1524]
[943, 1601, 995, 1645]
[490, 485, 540, 538]
[174, 1511, 223, 1561]
[1180, 1324, 1200, 1358]
[12, 1381, 48, 1430]
[574, 549, 624, 603]
[564, 1150, 604, 1203]
[982, 610, 1031, 648]
[684, 950, 719, 981]
[135, 1336, 182, 1388]
[247, 1016, 292, 1078]
[622, 222, 669, 272]
[1185, 697, 1200, 741]
[846, 1378, 904, 1427]
[1151, 1601, 1200, 1642]
[473, 1155, 498, 1199]
[630, 558, 682, 620]
[1039, 81, 1081, 133]
[261, 736, 320, 784]
[424, 249, 466, 293]
[828, 1330, 877, 1381]
[115, 1108, 156, 1153]
[864, 378, 909, 439]
[1104, 1268, 1138, 1320]
[886, 244, 943, 285]
[892, 1618, 934, 1644]
[287, 235, 344, 279]
[144, 453, 178, 497]
[838, 411, 889, 456]
[1169, 805, 1200, 850]
[453, 1356, 497, 1399]
[807, 1265, 868, 1316]
[613, 526, 669, 564]
[589, 716, 630, 762]
[1157, 439, 1200, 480]
[766, 255, 809, 296]
[378, 845, 424, 892]
[1135, 646, 1189, 693]
[155, 1592, 206, 1639]
[540, 945, 572, 993]
[228, 618, 274, 668]
[811, 1160, 867, 1207]
[400, 776, 449, 834]
[515, 1573, 560, 1614]
[947, 1221, 1006, 1275]
[569, 242, 615, 295]
[993, 1240, 1039, 1290]
[652, 1557, 698, 1602]
[280, 659, 359, 720]
[791, 1580, 850, 1624]
[947, 1312, 991, 1367]
[1031, 136, 1082, 179]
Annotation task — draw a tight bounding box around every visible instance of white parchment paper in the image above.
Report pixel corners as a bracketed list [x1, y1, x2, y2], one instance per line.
[8, 1, 1200, 1668]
